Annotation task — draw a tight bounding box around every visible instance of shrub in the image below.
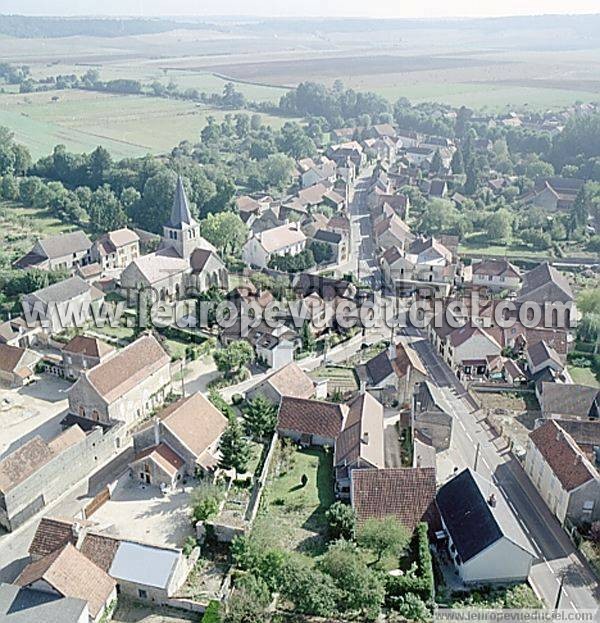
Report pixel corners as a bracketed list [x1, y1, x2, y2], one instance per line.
[201, 600, 220, 623]
[326, 501, 356, 541]
[191, 482, 223, 522]
[182, 535, 197, 557]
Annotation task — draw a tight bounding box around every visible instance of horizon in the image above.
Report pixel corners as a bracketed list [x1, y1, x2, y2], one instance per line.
[1, 1, 600, 20]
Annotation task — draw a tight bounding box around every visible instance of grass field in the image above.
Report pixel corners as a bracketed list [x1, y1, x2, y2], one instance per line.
[568, 366, 600, 388]
[262, 445, 334, 553]
[0, 201, 77, 264]
[0, 89, 292, 160]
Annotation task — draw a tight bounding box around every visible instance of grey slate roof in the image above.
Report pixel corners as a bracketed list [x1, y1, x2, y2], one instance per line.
[436, 468, 534, 563]
[166, 176, 195, 229]
[37, 231, 92, 259]
[109, 541, 180, 590]
[540, 383, 600, 418]
[0, 583, 87, 623]
[28, 276, 90, 304]
[517, 262, 573, 304]
[314, 229, 342, 244]
[528, 340, 563, 369]
[365, 349, 394, 385]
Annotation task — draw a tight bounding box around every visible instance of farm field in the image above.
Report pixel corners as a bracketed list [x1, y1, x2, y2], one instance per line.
[0, 89, 292, 160]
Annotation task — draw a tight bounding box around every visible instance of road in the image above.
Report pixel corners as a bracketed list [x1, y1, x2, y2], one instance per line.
[407, 327, 599, 611]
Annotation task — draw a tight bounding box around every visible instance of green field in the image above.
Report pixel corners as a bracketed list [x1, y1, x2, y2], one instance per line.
[0, 201, 77, 264]
[568, 366, 600, 388]
[0, 89, 291, 160]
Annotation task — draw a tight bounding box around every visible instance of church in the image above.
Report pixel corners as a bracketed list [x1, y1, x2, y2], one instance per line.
[120, 177, 228, 304]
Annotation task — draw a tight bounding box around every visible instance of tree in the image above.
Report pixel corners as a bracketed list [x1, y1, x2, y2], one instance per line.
[326, 501, 356, 540]
[88, 145, 112, 188]
[88, 184, 126, 232]
[224, 574, 270, 623]
[279, 554, 339, 617]
[319, 540, 385, 620]
[199, 211, 248, 257]
[262, 153, 295, 190]
[450, 148, 464, 174]
[578, 288, 600, 315]
[485, 209, 512, 242]
[219, 418, 252, 476]
[525, 159, 554, 180]
[190, 481, 223, 522]
[300, 320, 316, 353]
[243, 393, 277, 440]
[213, 340, 255, 379]
[430, 149, 443, 174]
[357, 517, 410, 566]
[310, 240, 333, 265]
[278, 122, 317, 159]
[1, 174, 20, 200]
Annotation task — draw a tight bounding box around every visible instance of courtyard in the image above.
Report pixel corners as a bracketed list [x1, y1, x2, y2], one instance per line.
[89, 475, 195, 549]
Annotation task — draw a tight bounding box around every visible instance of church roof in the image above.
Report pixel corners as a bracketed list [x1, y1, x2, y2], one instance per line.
[166, 177, 195, 230]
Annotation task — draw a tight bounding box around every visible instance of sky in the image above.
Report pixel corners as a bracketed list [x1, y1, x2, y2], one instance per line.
[2, 0, 600, 19]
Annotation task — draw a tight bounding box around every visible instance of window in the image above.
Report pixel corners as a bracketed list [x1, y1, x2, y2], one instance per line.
[464, 366, 471, 375]
[583, 500, 594, 514]
[138, 589, 148, 599]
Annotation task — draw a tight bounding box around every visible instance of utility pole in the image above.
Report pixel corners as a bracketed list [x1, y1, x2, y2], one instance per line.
[474, 442, 481, 472]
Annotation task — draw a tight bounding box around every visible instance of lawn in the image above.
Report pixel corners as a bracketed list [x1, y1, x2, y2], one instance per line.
[262, 444, 334, 553]
[0, 201, 78, 265]
[0, 89, 293, 160]
[568, 366, 600, 388]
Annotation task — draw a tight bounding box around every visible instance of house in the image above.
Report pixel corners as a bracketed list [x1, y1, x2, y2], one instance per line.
[503, 358, 528, 385]
[297, 156, 336, 188]
[526, 340, 564, 377]
[436, 468, 535, 584]
[131, 392, 228, 487]
[243, 223, 307, 269]
[0, 425, 118, 532]
[472, 259, 520, 292]
[530, 177, 585, 212]
[440, 324, 502, 380]
[67, 334, 171, 428]
[334, 393, 385, 497]
[538, 383, 599, 419]
[28, 521, 192, 607]
[16, 544, 116, 622]
[236, 195, 272, 223]
[351, 467, 437, 531]
[22, 276, 104, 336]
[525, 420, 600, 525]
[327, 141, 365, 171]
[428, 179, 448, 198]
[374, 214, 414, 251]
[413, 381, 453, 451]
[90, 228, 140, 271]
[0, 317, 42, 348]
[312, 229, 349, 264]
[374, 193, 410, 222]
[61, 335, 115, 381]
[516, 262, 574, 307]
[14, 231, 92, 272]
[120, 178, 227, 304]
[404, 146, 435, 166]
[245, 361, 317, 405]
[277, 396, 348, 447]
[357, 341, 428, 406]
[0, 582, 88, 623]
[363, 136, 396, 163]
[0, 344, 38, 388]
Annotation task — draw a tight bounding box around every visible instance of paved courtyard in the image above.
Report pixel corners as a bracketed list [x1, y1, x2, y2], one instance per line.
[0, 375, 71, 459]
[90, 475, 195, 549]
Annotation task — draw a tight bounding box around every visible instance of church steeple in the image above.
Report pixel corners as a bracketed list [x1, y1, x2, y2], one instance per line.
[166, 176, 195, 229]
[162, 176, 200, 259]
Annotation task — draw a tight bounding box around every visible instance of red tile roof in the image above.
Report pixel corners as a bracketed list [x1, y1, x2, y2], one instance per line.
[29, 518, 77, 559]
[529, 420, 598, 492]
[277, 397, 347, 441]
[351, 467, 437, 531]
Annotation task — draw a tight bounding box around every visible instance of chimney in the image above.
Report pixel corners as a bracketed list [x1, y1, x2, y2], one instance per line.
[153, 417, 160, 446]
[488, 493, 497, 508]
[575, 454, 582, 465]
[361, 431, 370, 445]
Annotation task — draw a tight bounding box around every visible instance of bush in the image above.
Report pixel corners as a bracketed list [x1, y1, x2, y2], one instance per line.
[191, 482, 223, 522]
[182, 535, 197, 556]
[231, 393, 244, 405]
[201, 600, 220, 623]
[326, 501, 356, 541]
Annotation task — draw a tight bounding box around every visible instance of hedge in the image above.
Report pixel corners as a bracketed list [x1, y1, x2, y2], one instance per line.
[386, 523, 434, 602]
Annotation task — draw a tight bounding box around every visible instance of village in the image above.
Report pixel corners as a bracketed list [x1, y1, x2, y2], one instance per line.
[0, 101, 599, 623]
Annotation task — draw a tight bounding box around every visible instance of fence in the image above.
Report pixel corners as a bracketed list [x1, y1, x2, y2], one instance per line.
[83, 486, 110, 519]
